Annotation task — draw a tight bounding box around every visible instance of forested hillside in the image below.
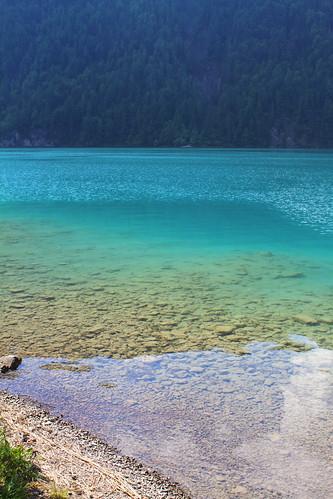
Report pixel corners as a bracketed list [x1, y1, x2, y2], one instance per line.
[0, 0, 332, 147]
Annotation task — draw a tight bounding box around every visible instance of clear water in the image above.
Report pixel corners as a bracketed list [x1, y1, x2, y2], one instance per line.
[1, 344, 332, 499]
[0, 149, 332, 497]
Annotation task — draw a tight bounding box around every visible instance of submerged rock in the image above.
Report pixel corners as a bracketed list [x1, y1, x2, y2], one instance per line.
[40, 362, 92, 372]
[9, 288, 26, 294]
[274, 272, 304, 279]
[0, 355, 22, 373]
[99, 382, 117, 389]
[258, 251, 273, 257]
[276, 339, 314, 352]
[216, 325, 236, 335]
[320, 316, 333, 324]
[294, 314, 319, 326]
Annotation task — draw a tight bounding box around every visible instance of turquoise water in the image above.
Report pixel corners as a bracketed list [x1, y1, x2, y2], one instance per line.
[0, 149, 332, 357]
[0, 149, 333, 497]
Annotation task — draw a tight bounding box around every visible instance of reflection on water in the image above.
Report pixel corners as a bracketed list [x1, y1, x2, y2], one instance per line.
[236, 348, 333, 499]
[1, 343, 332, 498]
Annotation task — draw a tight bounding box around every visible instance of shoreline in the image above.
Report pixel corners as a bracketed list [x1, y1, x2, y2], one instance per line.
[0, 146, 331, 150]
[0, 390, 190, 499]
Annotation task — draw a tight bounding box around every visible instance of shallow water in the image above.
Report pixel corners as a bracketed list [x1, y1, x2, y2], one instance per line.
[0, 148, 333, 497]
[0, 344, 332, 498]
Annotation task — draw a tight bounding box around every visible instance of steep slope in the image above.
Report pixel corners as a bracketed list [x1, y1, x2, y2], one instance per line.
[0, 0, 332, 147]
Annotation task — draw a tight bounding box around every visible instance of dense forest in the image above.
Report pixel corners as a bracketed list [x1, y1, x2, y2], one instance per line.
[0, 0, 333, 147]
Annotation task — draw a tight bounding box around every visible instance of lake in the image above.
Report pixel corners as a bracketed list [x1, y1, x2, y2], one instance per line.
[0, 148, 332, 497]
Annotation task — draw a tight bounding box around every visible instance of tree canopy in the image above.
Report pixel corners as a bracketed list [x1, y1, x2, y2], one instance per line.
[0, 0, 332, 147]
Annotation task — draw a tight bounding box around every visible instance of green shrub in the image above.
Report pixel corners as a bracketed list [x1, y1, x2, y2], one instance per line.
[0, 430, 37, 498]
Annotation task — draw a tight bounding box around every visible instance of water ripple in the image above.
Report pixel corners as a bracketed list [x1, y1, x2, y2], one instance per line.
[0, 149, 332, 234]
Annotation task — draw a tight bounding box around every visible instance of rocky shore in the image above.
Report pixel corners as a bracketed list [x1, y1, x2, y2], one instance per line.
[0, 391, 189, 499]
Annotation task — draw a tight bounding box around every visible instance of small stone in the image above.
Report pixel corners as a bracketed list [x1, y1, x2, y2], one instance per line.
[86, 325, 104, 334]
[0, 355, 22, 373]
[231, 485, 248, 495]
[269, 432, 281, 442]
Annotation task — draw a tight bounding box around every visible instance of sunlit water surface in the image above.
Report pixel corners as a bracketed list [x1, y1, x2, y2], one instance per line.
[0, 149, 332, 497]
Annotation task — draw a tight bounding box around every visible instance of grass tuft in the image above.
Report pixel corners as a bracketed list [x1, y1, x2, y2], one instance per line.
[49, 484, 69, 499]
[0, 429, 37, 498]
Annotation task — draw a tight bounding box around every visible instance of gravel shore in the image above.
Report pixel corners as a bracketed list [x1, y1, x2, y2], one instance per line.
[0, 390, 190, 499]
